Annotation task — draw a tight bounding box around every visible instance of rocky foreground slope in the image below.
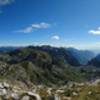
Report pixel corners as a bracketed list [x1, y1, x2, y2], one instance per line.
[0, 80, 99, 100]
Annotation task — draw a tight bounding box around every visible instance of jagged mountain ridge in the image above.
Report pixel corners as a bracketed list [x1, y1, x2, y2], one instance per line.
[0, 46, 95, 65]
[0, 46, 99, 86]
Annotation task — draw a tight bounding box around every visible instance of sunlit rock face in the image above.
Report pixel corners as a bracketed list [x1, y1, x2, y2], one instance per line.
[0, 81, 42, 100]
[0, 80, 99, 100]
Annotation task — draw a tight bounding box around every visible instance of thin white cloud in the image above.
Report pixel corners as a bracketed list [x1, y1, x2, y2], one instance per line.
[32, 22, 50, 29]
[0, 0, 14, 6]
[16, 22, 51, 33]
[16, 27, 33, 33]
[51, 35, 60, 40]
[89, 27, 100, 35]
[0, 0, 14, 13]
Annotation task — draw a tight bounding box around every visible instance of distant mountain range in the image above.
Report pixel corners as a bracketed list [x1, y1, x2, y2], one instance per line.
[66, 48, 96, 65]
[0, 45, 99, 86]
[0, 47, 18, 52]
[0, 46, 95, 65]
[88, 54, 100, 67]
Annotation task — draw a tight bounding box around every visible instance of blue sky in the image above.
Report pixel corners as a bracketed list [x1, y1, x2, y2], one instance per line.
[0, 0, 100, 49]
